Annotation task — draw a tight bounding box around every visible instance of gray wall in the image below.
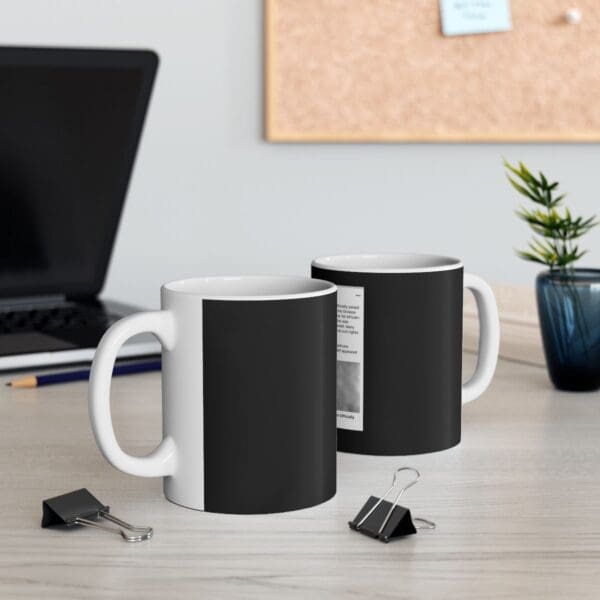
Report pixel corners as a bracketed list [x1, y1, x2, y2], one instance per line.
[4, 0, 600, 307]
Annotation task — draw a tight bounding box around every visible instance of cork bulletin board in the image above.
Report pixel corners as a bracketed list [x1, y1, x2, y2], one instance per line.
[264, 0, 600, 142]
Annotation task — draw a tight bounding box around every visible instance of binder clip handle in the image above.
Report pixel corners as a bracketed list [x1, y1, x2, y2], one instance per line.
[74, 509, 153, 542]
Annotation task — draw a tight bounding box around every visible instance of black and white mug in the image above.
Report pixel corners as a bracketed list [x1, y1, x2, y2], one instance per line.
[311, 254, 500, 455]
[89, 276, 337, 514]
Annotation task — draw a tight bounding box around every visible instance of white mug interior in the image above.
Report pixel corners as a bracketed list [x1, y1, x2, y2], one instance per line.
[312, 253, 462, 273]
[163, 275, 336, 300]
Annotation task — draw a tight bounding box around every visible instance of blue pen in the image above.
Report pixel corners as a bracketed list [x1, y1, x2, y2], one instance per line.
[6, 360, 161, 388]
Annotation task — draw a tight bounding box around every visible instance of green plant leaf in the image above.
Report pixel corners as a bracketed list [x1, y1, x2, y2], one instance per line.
[507, 176, 543, 203]
[515, 250, 549, 265]
[518, 162, 537, 185]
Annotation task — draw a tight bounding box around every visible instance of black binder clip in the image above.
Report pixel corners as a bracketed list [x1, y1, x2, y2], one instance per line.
[349, 467, 435, 543]
[42, 488, 153, 542]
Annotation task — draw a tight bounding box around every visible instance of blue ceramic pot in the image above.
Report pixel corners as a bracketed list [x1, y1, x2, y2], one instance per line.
[536, 269, 600, 391]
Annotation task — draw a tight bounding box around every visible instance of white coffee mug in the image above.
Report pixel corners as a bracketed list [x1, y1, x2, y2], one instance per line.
[89, 276, 338, 513]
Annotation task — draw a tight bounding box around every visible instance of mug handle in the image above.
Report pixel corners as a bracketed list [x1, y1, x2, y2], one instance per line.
[88, 311, 178, 477]
[462, 274, 500, 405]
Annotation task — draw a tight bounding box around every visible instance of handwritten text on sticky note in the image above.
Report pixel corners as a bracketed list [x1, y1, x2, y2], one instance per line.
[439, 0, 512, 36]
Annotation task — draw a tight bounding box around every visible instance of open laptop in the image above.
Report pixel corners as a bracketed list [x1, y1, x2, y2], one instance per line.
[0, 47, 161, 371]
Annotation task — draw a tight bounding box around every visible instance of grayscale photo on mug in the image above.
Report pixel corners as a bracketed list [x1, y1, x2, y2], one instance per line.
[336, 361, 361, 413]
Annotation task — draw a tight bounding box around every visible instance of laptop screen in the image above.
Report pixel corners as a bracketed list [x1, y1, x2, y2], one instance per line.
[0, 48, 157, 299]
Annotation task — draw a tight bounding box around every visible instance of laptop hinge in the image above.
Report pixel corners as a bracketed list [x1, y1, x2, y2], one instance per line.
[66, 293, 97, 302]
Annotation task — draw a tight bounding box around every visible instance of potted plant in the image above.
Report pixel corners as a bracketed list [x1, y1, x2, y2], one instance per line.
[505, 160, 600, 391]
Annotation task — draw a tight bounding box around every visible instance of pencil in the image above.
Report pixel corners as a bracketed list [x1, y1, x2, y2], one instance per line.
[6, 360, 161, 388]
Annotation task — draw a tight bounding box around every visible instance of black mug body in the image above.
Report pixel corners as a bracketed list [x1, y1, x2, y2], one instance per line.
[312, 255, 464, 455]
[202, 285, 338, 512]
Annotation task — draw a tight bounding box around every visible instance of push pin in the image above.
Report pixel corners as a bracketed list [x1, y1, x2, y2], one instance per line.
[565, 8, 582, 25]
[42, 488, 153, 542]
[349, 467, 435, 543]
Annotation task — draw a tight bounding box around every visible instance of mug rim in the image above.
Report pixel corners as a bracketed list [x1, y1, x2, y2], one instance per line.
[311, 253, 463, 274]
[162, 275, 337, 301]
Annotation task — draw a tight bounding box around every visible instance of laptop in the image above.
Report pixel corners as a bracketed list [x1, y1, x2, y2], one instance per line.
[0, 47, 161, 371]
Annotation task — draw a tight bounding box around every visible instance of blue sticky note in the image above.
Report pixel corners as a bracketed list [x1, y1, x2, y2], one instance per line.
[440, 0, 512, 36]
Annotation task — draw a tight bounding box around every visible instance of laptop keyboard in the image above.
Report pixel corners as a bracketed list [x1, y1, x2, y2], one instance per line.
[0, 304, 120, 335]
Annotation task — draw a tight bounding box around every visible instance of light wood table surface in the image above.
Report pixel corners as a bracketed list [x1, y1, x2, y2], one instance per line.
[1, 354, 599, 599]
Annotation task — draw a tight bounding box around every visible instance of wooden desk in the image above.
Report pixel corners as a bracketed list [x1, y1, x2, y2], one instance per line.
[1, 355, 599, 599]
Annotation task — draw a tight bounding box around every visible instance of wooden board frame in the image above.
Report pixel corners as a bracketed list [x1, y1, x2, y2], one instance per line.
[264, 0, 600, 142]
